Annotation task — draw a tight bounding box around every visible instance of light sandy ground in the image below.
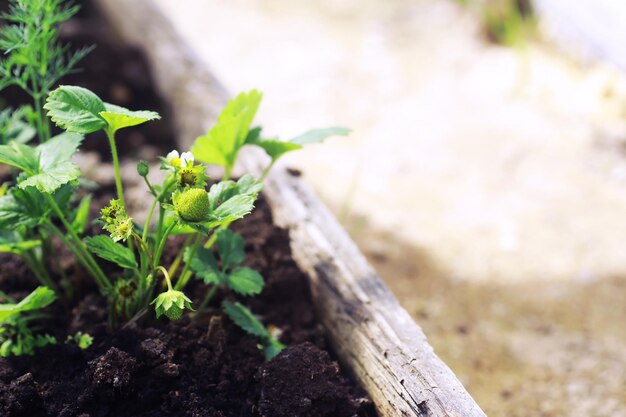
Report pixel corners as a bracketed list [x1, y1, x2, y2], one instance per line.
[152, 0, 626, 415]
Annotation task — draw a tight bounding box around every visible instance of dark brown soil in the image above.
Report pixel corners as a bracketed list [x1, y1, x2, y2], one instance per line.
[0, 197, 375, 417]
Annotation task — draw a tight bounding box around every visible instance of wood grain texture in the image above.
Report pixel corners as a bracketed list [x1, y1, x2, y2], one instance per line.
[94, 1, 486, 415]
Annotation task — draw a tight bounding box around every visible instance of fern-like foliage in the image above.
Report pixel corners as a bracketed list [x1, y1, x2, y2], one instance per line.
[0, 0, 92, 141]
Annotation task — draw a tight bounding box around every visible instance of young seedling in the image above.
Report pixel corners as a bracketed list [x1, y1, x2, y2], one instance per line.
[223, 301, 285, 360]
[68, 332, 94, 350]
[0, 287, 56, 357]
[0, 0, 91, 142]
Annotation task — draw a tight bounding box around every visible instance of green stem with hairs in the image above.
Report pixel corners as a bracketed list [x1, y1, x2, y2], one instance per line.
[21, 251, 57, 291]
[43, 195, 111, 291]
[193, 285, 218, 320]
[105, 128, 125, 207]
[173, 234, 202, 290]
[153, 222, 176, 269]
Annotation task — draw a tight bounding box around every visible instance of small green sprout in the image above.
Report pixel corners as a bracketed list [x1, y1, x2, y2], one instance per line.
[69, 332, 94, 350]
[0, 287, 57, 357]
[223, 301, 285, 360]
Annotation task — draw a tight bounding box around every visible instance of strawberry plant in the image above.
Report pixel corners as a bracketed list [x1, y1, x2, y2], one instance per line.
[0, 0, 350, 359]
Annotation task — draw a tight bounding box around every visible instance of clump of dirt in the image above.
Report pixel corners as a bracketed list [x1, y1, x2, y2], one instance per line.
[258, 342, 366, 417]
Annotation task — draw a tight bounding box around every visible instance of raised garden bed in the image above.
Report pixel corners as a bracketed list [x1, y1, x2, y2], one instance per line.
[0, 1, 486, 416]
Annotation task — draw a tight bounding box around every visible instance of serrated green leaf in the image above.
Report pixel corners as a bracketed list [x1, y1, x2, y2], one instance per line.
[0, 287, 56, 323]
[0, 141, 38, 173]
[19, 161, 80, 192]
[226, 267, 264, 296]
[223, 301, 270, 339]
[85, 236, 137, 271]
[207, 180, 238, 211]
[249, 138, 302, 161]
[0, 184, 69, 229]
[206, 194, 255, 228]
[216, 229, 245, 271]
[0, 193, 36, 229]
[290, 127, 351, 145]
[71, 194, 92, 234]
[192, 90, 262, 170]
[13, 184, 72, 224]
[99, 103, 160, 133]
[236, 174, 264, 196]
[186, 246, 223, 284]
[264, 338, 287, 361]
[206, 176, 260, 219]
[244, 126, 262, 144]
[17, 132, 83, 193]
[44, 85, 107, 134]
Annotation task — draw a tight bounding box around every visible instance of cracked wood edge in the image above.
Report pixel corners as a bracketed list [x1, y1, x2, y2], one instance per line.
[94, 1, 487, 415]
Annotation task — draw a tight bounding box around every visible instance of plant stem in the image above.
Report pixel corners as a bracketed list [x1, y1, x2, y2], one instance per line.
[173, 234, 202, 290]
[142, 199, 159, 243]
[193, 285, 218, 320]
[156, 266, 173, 291]
[105, 128, 125, 207]
[142, 175, 157, 197]
[21, 251, 57, 291]
[153, 222, 176, 269]
[167, 235, 192, 279]
[260, 160, 276, 181]
[32, 93, 50, 142]
[45, 221, 110, 293]
[44, 195, 111, 291]
[223, 165, 232, 181]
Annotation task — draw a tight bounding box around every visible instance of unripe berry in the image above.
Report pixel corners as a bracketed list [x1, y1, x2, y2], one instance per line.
[175, 188, 209, 222]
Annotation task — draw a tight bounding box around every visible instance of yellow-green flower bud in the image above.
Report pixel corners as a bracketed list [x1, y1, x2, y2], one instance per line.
[151, 290, 193, 320]
[175, 188, 209, 222]
[100, 199, 125, 224]
[105, 217, 134, 242]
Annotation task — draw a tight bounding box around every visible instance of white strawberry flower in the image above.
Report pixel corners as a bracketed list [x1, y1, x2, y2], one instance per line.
[165, 150, 194, 169]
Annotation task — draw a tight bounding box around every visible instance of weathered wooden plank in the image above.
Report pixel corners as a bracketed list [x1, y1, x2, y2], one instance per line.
[94, 1, 486, 416]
